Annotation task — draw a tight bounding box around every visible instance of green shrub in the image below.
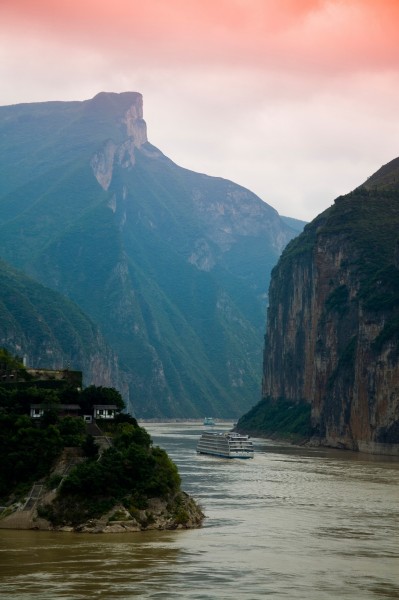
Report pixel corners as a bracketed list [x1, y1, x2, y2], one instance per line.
[108, 509, 129, 522]
[81, 434, 99, 459]
[58, 416, 86, 447]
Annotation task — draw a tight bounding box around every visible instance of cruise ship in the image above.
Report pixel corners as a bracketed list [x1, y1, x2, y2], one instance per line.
[196, 431, 254, 459]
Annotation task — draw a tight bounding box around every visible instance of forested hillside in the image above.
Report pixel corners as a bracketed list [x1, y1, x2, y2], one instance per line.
[0, 92, 299, 417]
[0, 362, 202, 530]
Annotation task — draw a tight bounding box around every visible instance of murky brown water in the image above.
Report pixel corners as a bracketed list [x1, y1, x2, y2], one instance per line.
[1, 422, 398, 599]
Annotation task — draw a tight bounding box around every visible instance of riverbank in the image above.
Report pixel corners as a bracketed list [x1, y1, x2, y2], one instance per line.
[0, 489, 204, 533]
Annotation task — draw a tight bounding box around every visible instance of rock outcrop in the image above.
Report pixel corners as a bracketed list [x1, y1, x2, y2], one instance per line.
[260, 158, 399, 455]
[0, 491, 204, 533]
[90, 93, 148, 190]
[0, 432, 204, 533]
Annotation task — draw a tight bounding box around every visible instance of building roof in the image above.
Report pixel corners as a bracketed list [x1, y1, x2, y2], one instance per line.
[30, 403, 81, 410]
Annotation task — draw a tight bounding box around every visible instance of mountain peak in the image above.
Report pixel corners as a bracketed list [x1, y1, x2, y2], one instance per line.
[360, 156, 399, 192]
[84, 91, 148, 146]
[88, 92, 149, 190]
[86, 91, 143, 114]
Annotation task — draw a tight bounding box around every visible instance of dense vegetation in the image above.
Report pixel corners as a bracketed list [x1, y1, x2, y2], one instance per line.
[0, 364, 181, 526]
[41, 422, 181, 526]
[0, 347, 26, 372]
[0, 365, 123, 500]
[236, 396, 312, 442]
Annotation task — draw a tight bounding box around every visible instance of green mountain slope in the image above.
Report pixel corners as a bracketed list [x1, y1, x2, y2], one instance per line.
[0, 259, 121, 388]
[0, 92, 298, 417]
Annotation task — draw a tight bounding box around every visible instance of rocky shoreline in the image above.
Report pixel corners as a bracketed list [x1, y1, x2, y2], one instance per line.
[0, 490, 204, 533]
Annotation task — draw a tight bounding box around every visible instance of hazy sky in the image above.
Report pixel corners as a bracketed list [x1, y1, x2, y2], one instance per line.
[1, 0, 399, 220]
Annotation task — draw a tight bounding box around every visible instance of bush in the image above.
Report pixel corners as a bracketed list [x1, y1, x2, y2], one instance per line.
[0, 413, 64, 500]
[81, 434, 99, 459]
[58, 416, 86, 447]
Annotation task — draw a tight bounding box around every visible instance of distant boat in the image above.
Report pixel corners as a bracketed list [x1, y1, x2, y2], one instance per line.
[197, 431, 254, 459]
[203, 417, 215, 426]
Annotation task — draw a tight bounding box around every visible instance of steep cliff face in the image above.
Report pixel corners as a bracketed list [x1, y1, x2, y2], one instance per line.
[90, 92, 148, 191]
[261, 159, 399, 455]
[0, 92, 299, 418]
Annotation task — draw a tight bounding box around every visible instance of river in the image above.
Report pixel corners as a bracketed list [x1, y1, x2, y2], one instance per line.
[0, 422, 398, 599]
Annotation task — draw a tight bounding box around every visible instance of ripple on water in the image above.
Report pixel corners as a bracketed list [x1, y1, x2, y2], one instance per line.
[1, 423, 399, 600]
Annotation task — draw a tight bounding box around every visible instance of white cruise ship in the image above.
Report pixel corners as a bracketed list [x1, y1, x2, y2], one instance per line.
[196, 431, 254, 459]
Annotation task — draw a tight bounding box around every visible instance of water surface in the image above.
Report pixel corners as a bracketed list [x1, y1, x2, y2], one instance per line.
[1, 422, 398, 599]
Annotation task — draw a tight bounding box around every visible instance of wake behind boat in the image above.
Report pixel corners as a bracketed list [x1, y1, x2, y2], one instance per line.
[197, 430, 254, 459]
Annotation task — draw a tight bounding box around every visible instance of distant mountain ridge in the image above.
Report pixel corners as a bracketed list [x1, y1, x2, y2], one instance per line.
[238, 157, 399, 454]
[280, 215, 308, 233]
[0, 259, 121, 389]
[0, 92, 299, 417]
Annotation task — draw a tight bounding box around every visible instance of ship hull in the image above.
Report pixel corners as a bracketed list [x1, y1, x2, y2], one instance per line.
[197, 449, 253, 459]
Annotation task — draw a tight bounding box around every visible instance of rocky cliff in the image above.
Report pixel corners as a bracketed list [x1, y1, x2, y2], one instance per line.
[257, 158, 399, 455]
[0, 92, 299, 418]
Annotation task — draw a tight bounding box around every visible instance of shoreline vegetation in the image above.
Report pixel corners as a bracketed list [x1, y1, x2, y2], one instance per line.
[235, 396, 312, 445]
[0, 350, 204, 533]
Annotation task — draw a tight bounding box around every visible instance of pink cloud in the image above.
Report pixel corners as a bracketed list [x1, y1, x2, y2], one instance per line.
[2, 0, 399, 73]
[1, 0, 399, 220]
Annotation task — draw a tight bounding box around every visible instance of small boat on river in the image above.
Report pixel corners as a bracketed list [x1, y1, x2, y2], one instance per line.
[197, 431, 254, 459]
[203, 417, 215, 426]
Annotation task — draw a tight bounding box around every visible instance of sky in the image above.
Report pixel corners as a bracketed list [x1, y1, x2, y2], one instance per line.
[1, 0, 399, 221]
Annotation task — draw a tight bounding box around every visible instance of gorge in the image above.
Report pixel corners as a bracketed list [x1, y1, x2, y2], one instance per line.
[0, 92, 301, 418]
[238, 158, 399, 455]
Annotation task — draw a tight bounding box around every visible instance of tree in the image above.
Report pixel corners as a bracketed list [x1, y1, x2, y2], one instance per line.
[0, 348, 24, 371]
[113, 423, 152, 450]
[0, 414, 63, 499]
[9, 387, 60, 418]
[57, 416, 86, 446]
[0, 347, 30, 383]
[79, 385, 125, 413]
[82, 434, 99, 459]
